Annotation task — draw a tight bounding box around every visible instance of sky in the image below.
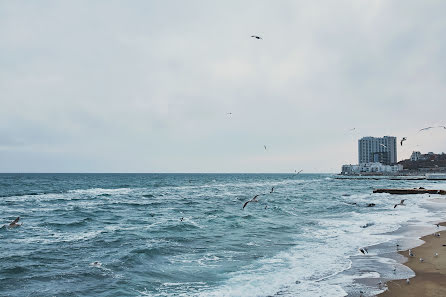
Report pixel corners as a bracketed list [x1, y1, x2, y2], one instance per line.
[1, 1, 446, 173]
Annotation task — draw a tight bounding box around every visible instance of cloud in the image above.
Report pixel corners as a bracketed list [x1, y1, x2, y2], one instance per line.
[1, 1, 445, 172]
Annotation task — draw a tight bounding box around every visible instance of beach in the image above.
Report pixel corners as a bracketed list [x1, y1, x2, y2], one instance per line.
[379, 222, 446, 297]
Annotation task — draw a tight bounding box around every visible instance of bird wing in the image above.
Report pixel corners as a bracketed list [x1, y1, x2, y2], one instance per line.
[400, 140, 403, 146]
[394, 204, 398, 208]
[401, 199, 405, 204]
[243, 201, 250, 209]
[13, 217, 20, 223]
[253, 194, 260, 200]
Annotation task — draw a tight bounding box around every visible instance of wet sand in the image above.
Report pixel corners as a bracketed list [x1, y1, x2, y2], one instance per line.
[379, 222, 446, 297]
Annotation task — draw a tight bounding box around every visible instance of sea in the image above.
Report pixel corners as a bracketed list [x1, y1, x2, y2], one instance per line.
[1, 173, 446, 297]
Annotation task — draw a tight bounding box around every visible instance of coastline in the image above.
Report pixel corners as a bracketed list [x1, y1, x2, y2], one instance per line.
[379, 222, 446, 297]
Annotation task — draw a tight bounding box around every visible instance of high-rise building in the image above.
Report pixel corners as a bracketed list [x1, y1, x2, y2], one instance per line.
[358, 136, 397, 165]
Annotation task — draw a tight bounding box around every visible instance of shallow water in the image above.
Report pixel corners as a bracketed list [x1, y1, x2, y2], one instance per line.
[1, 173, 445, 297]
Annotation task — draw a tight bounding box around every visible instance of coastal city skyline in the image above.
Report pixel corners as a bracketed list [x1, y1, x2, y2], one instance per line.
[1, 1, 446, 173]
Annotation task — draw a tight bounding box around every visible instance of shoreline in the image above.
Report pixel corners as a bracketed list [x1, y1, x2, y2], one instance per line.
[378, 222, 446, 297]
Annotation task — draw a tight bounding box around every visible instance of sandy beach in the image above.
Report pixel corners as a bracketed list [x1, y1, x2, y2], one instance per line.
[379, 222, 446, 297]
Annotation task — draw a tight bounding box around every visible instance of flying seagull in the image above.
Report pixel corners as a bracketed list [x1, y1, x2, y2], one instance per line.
[226, 112, 232, 115]
[8, 217, 21, 228]
[243, 194, 260, 209]
[251, 35, 262, 40]
[379, 144, 387, 149]
[419, 126, 435, 132]
[394, 199, 406, 208]
[359, 248, 368, 254]
[400, 137, 407, 146]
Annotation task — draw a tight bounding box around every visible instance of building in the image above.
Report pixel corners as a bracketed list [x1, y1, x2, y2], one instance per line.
[358, 136, 397, 165]
[410, 151, 421, 161]
[341, 163, 403, 175]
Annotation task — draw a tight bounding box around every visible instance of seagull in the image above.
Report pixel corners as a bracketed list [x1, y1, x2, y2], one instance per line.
[359, 248, 368, 254]
[435, 232, 441, 237]
[419, 257, 424, 262]
[8, 217, 21, 228]
[380, 143, 387, 149]
[243, 194, 260, 209]
[435, 223, 440, 228]
[406, 278, 410, 284]
[251, 35, 262, 40]
[226, 112, 232, 115]
[349, 128, 356, 131]
[438, 125, 446, 129]
[435, 252, 439, 257]
[264, 145, 267, 150]
[400, 137, 407, 146]
[419, 126, 435, 132]
[409, 249, 414, 257]
[394, 199, 406, 208]
[91, 261, 102, 267]
[270, 187, 274, 193]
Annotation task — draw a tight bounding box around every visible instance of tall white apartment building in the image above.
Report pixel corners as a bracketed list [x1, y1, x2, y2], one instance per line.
[358, 136, 397, 165]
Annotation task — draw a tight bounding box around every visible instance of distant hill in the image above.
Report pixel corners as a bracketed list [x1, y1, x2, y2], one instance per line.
[398, 152, 446, 170]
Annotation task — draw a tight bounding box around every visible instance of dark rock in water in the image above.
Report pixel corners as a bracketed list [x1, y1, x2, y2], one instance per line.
[367, 203, 376, 207]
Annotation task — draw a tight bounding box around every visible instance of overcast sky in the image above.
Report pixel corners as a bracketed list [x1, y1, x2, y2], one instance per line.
[1, 1, 445, 173]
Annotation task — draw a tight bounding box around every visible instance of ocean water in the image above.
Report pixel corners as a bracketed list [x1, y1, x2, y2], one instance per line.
[1, 173, 445, 297]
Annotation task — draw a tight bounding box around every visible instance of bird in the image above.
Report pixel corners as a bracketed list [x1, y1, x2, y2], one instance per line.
[419, 257, 424, 262]
[400, 137, 407, 146]
[380, 143, 387, 148]
[409, 249, 414, 257]
[406, 278, 410, 284]
[8, 217, 21, 228]
[394, 199, 406, 208]
[91, 261, 102, 267]
[359, 248, 368, 254]
[270, 187, 274, 193]
[226, 112, 232, 115]
[251, 35, 262, 40]
[264, 145, 267, 150]
[419, 126, 435, 132]
[434, 232, 441, 237]
[435, 223, 440, 228]
[435, 252, 439, 257]
[439, 125, 446, 129]
[243, 194, 260, 209]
